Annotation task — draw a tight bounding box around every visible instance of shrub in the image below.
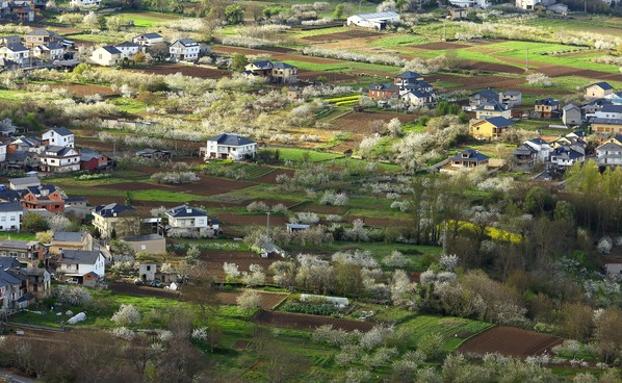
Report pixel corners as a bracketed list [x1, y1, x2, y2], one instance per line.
[236, 290, 261, 309]
[246, 201, 270, 213]
[53, 286, 92, 306]
[111, 304, 141, 326]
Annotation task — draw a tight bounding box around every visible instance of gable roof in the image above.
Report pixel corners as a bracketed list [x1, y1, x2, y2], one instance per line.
[535, 97, 560, 106]
[4, 43, 28, 53]
[396, 71, 422, 80]
[53, 231, 85, 243]
[0, 202, 22, 213]
[351, 11, 399, 21]
[100, 45, 121, 55]
[208, 133, 255, 146]
[9, 176, 40, 187]
[46, 127, 73, 136]
[44, 146, 77, 157]
[94, 203, 135, 218]
[590, 82, 613, 91]
[59, 250, 101, 265]
[167, 204, 207, 218]
[600, 104, 622, 114]
[484, 116, 513, 129]
[137, 32, 162, 39]
[115, 41, 140, 48]
[174, 38, 198, 47]
[563, 103, 580, 111]
[450, 149, 489, 162]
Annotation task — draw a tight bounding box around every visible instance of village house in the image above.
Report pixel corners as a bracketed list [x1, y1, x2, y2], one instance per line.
[596, 141, 622, 167]
[449, 0, 489, 7]
[205, 133, 257, 161]
[512, 137, 551, 166]
[136, 148, 171, 160]
[165, 204, 220, 238]
[346, 11, 400, 30]
[534, 98, 560, 119]
[0, 262, 29, 313]
[92, 203, 140, 239]
[133, 32, 164, 47]
[400, 88, 436, 107]
[169, 38, 200, 62]
[586, 82, 614, 99]
[474, 101, 511, 119]
[549, 145, 585, 168]
[23, 28, 62, 48]
[56, 249, 105, 283]
[32, 42, 64, 61]
[42, 127, 74, 148]
[0, 42, 29, 66]
[0, 240, 43, 267]
[49, 231, 93, 256]
[592, 119, 622, 135]
[594, 104, 622, 120]
[393, 71, 424, 89]
[448, 7, 468, 19]
[562, 104, 582, 126]
[0, 202, 22, 231]
[80, 149, 110, 171]
[8, 136, 41, 153]
[21, 185, 65, 213]
[367, 83, 399, 101]
[244, 60, 298, 84]
[498, 90, 522, 108]
[90, 45, 122, 66]
[9, 176, 40, 191]
[123, 234, 166, 255]
[469, 116, 513, 140]
[446, 149, 489, 171]
[114, 41, 141, 60]
[469, 89, 521, 110]
[39, 146, 81, 173]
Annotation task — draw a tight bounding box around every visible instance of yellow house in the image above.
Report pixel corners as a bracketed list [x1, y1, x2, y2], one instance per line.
[592, 120, 622, 135]
[469, 117, 514, 140]
[92, 203, 140, 239]
[585, 82, 614, 99]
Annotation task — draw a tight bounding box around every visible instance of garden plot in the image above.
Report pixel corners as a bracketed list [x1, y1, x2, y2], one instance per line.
[253, 310, 374, 332]
[302, 29, 382, 43]
[198, 251, 278, 282]
[458, 326, 562, 357]
[133, 64, 229, 79]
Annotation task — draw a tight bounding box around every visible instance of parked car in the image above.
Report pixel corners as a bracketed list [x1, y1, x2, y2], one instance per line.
[149, 279, 162, 288]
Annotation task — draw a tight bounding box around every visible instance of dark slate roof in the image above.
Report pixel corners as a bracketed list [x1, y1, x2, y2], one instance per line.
[48, 127, 73, 136]
[528, 137, 548, 145]
[0, 240, 36, 250]
[45, 146, 76, 157]
[535, 98, 560, 106]
[53, 231, 84, 243]
[450, 149, 489, 162]
[472, 89, 498, 101]
[476, 100, 507, 111]
[368, 83, 398, 91]
[406, 88, 434, 98]
[592, 82, 613, 90]
[136, 148, 170, 156]
[0, 202, 22, 213]
[552, 146, 584, 160]
[40, 42, 64, 50]
[94, 203, 135, 218]
[593, 118, 622, 125]
[600, 105, 622, 113]
[101, 45, 122, 54]
[28, 28, 53, 36]
[272, 61, 295, 69]
[167, 204, 207, 218]
[485, 116, 514, 129]
[24, 184, 58, 197]
[513, 144, 537, 156]
[0, 190, 21, 203]
[138, 32, 162, 39]
[176, 38, 198, 47]
[251, 60, 273, 70]
[0, 268, 23, 288]
[60, 250, 101, 265]
[65, 196, 87, 203]
[396, 71, 422, 79]
[208, 133, 255, 146]
[562, 103, 580, 111]
[597, 142, 622, 152]
[0, 256, 20, 269]
[5, 43, 28, 52]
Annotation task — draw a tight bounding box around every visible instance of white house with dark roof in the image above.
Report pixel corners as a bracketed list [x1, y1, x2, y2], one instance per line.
[32, 42, 65, 60]
[346, 11, 400, 30]
[169, 38, 200, 62]
[205, 133, 257, 161]
[9, 176, 40, 191]
[92, 203, 139, 239]
[595, 105, 622, 121]
[165, 204, 220, 237]
[597, 141, 622, 167]
[133, 32, 164, 47]
[0, 202, 23, 231]
[90, 45, 122, 66]
[114, 41, 141, 59]
[70, 0, 101, 8]
[57, 249, 105, 281]
[39, 146, 80, 173]
[0, 43, 29, 65]
[42, 127, 74, 148]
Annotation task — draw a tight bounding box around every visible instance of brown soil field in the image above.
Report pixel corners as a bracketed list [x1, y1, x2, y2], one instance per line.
[539, 65, 622, 82]
[50, 83, 118, 97]
[414, 41, 470, 50]
[253, 310, 374, 332]
[333, 110, 419, 134]
[110, 282, 181, 299]
[292, 203, 347, 215]
[303, 29, 382, 43]
[211, 290, 288, 310]
[458, 326, 562, 357]
[133, 64, 229, 79]
[213, 45, 337, 64]
[161, 176, 256, 197]
[458, 60, 524, 75]
[101, 182, 156, 191]
[199, 250, 279, 281]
